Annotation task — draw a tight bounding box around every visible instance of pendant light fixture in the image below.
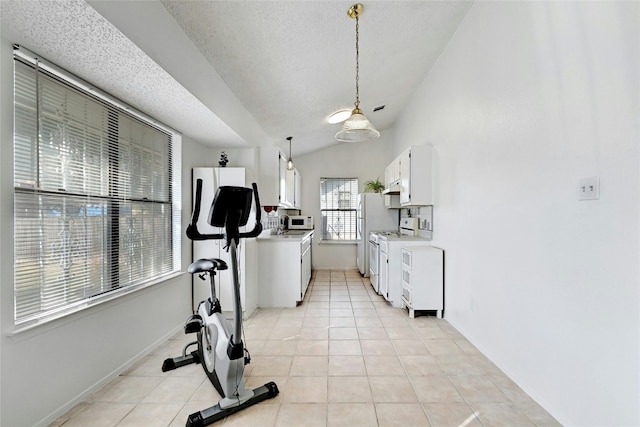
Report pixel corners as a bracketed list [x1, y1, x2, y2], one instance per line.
[286, 136, 294, 170]
[335, 3, 380, 143]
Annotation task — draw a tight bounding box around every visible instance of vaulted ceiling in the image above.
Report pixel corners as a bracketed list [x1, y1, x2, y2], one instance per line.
[1, 0, 472, 157]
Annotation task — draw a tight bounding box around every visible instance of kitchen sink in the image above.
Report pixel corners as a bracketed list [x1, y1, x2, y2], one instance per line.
[282, 230, 308, 235]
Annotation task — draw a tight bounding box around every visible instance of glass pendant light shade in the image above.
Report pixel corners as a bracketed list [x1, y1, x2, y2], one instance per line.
[335, 108, 380, 143]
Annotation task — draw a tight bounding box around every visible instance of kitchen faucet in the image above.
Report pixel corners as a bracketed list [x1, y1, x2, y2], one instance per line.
[277, 214, 290, 234]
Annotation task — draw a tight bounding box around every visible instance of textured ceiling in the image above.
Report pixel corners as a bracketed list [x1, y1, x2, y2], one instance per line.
[1, 0, 473, 156]
[0, 0, 246, 148]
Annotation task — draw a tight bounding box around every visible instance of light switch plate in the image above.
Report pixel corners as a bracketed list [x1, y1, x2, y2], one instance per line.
[578, 176, 599, 201]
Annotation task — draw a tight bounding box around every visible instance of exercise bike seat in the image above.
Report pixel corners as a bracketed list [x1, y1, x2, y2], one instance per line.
[188, 258, 228, 274]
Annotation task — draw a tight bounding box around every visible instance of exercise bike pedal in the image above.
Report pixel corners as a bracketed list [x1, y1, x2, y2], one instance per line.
[184, 314, 203, 334]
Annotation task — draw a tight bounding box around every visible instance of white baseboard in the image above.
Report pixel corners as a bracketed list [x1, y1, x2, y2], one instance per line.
[34, 324, 183, 427]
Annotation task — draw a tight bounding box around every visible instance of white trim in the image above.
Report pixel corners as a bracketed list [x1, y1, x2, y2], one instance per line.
[32, 323, 184, 427]
[8, 271, 185, 336]
[318, 240, 357, 245]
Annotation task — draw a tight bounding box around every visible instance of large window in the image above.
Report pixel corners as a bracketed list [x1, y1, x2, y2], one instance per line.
[320, 178, 358, 241]
[13, 47, 181, 327]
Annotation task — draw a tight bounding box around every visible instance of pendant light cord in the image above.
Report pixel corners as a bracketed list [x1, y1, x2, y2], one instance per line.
[354, 15, 360, 110]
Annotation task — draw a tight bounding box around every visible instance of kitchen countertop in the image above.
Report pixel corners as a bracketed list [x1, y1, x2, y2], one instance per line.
[256, 229, 314, 241]
[379, 234, 432, 242]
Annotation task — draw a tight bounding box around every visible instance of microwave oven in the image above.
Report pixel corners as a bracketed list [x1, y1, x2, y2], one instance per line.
[289, 215, 314, 230]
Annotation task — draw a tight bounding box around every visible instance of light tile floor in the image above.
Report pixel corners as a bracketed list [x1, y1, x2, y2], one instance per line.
[51, 270, 561, 427]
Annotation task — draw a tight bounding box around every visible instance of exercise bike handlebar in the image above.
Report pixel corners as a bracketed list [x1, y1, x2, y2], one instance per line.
[186, 179, 263, 241]
[239, 182, 263, 239]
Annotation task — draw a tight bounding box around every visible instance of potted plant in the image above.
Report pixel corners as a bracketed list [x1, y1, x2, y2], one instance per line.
[364, 178, 385, 194]
[219, 151, 228, 167]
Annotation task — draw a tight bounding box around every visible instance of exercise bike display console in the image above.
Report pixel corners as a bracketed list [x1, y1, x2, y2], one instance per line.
[162, 179, 279, 426]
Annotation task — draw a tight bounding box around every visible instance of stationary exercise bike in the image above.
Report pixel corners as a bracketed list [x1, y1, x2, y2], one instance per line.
[162, 179, 278, 426]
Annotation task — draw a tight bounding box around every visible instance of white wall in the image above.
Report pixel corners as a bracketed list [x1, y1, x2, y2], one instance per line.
[0, 36, 203, 427]
[392, 2, 639, 425]
[195, 141, 394, 271]
[294, 133, 394, 269]
[211, 147, 260, 185]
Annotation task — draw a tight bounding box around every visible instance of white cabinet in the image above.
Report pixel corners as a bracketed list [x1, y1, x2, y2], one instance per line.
[284, 167, 302, 209]
[399, 150, 411, 205]
[192, 167, 256, 318]
[294, 168, 302, 209]
[401, 246, 443, 318]
[383, 145, 431, 208]
[399, 145, 433, 206]
[385, 159, 400, 191]
[259, 147, 301, 208]
[379, 242, 389, 299]
[279, 153, 289, 206]
[383, 160, 401, 210]
[300, 233, 312, 297]
[285, 167, 295, 208]
[379, 236, 432, 308]
[259, 147, 288, 207]
[258, 232, 314, 307]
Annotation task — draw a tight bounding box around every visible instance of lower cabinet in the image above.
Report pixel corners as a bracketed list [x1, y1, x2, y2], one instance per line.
[401, 246, 444, 318]
[379, 243, 389, 300]
[300, 234, 312, 298]
[258, 232, 313, 307]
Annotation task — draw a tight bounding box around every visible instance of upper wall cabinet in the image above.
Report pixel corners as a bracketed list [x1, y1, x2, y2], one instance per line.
[285, 167, 296, 208]
[294, 168, 302, 210]
[384, 159, 401, 193]
[383, 157, 401, 208]
[259, 147, 301, 209]
[279, 153, 288, 206]
[398, 145, 433, 207]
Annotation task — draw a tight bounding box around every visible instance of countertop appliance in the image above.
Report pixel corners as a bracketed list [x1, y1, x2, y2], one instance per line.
[357, 193, 398, 277]
[289, 215, 313, 230]
[400, 217, 419, 235]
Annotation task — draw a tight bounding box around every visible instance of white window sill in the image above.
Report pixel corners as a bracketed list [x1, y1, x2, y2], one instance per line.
[318, 240, 357, 245]
[7, 270, 185, 337]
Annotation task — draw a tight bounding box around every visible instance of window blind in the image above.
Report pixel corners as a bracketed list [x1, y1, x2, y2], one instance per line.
[13, 49, 181, 326]
[319, 178, 358, 241]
